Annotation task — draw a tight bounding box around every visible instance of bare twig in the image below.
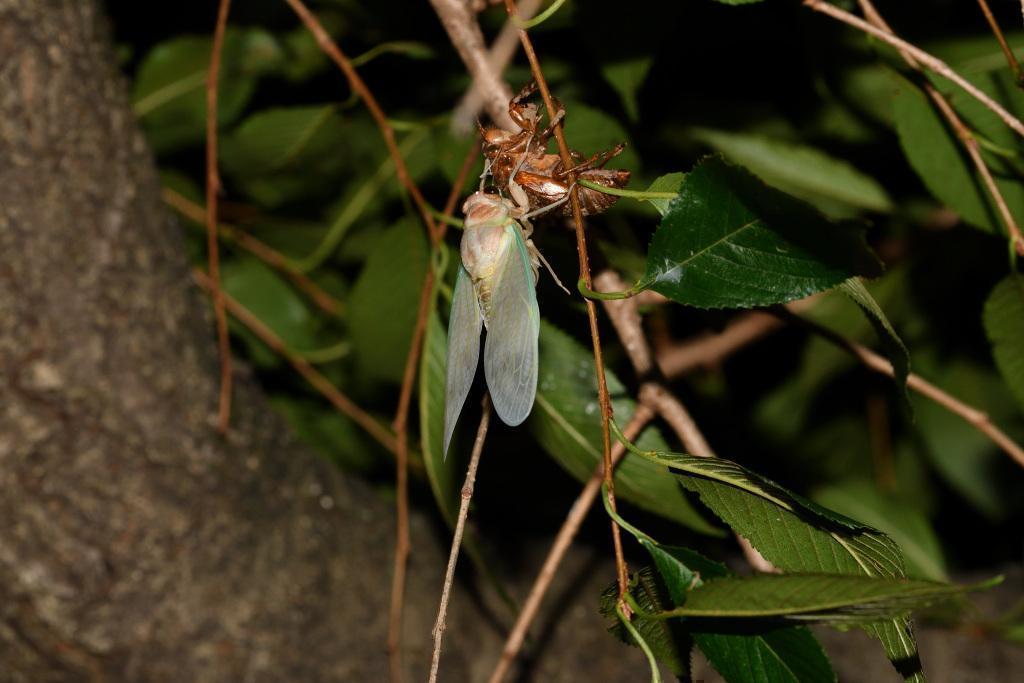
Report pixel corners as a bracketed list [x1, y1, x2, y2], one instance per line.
[162, 188, 344, 317]
[781, 308, 1024, 469]
[192, 269, 397, 454]
[282, 0, 439, 242]
[804, 0, 1024, 141]
[596, 271, 778, 573]
[429, 394, 492, 683]
[503, 0, 628, 599]
[429, 0, 517, 131]
[487, 405, 656, 683]
[450, 0, 543, 133]
[388, 145, 478, 682]
[657, 297, 818, 379]
[976, 0, 1022, 82]
[206, 0, 233, 434]
[854, 0, 1024, 255]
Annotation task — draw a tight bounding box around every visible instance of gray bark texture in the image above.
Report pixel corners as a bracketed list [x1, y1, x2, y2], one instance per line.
[0, 2, 645, 681]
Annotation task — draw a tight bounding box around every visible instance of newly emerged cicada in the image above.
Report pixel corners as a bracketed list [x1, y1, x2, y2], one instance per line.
[479, 81, 631, 216]
[443, 192, 545, 456]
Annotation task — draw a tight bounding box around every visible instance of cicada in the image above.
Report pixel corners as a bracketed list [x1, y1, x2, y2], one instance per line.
[479, 81, 631, 216]
[443, 192, 543, 456]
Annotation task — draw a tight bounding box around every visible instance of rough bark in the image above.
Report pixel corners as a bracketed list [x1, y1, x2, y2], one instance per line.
[0, 2, 644, 681]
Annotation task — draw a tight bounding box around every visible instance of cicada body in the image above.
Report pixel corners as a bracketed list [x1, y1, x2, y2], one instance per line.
[443, 192, 541, 457]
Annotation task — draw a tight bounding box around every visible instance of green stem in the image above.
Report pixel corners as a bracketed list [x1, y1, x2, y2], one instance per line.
[577, 276, 643, 300]
[974, 131, 1019, 159]
[601, 483, 653, 544]
[577, 178, 678, 201]
[610, 418, 654, 458]
[295, 340, 352, 364]
[616, 601, 663, 683]
[294, 128, 427, 272]
[429, 206, 464, 229]
[513, 0, 569, 29]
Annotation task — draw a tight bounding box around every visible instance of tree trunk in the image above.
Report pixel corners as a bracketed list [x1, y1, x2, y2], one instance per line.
[0, 2, 644, 681]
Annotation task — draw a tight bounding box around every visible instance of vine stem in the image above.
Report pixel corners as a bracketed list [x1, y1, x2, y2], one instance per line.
[804, 0, 1024, 142]
[502, 0, 629, 599]
[192, 269, 397, 453]
[486, 405, 655, 683]
[854, 0, 1024, 256]
[429, 394, 492, 683]
[206, 0, 233, 434]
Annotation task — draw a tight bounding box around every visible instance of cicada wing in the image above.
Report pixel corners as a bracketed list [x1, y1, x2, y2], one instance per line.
[484, 224, 540, 427]
[444, 264, 483, 458]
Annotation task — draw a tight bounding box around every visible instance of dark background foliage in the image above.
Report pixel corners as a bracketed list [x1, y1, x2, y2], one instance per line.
[104, 0, 1024, 656]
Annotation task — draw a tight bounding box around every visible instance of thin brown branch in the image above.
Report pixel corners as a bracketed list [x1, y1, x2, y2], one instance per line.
[192, 269, 397, 454]
[659, 312, 783, 378]
[162, 188, 343, 317]
[429, 0, 516, 131]
[450, 0, 543, 133]
[976, 0, 1022, 82]
[503, 0, 628, 599]
[429, 394, 492, 683]
[486, 405, 656, 683]
[206, 0, 233, 434]
[805, 0, 1024, 140]
[781, 308, 1024, 469]
[388, 145, 478, 682]
[657, 297, 818, 379]
[282, 0, 439, 242]
[855, 0, 1024, 255]
[596, 270, 778, 574]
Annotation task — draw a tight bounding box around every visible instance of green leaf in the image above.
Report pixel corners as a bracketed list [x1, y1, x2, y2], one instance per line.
[221, 256, 321, 366]
[531, 322, 720, 534]
[913, 358, 1024, 520]
[348, 220, 429, 384]
[220, 105, 350, 208]
[840, 278, 911, 399]
[601, 57, 652, 122]
[620, 440, 926, 682]
[691, 128, 892, 214]
[984, 275, 1024, 414]
[892, 72, 1024, 235]
[645, 173, 685, 216]
[600, 568, 693, 678]
[132, 30, 284, 153]
[420, 302, 459, 524]
[642, 156, 882, 309]
[611, 509, 836, 683]
[695, 628, 835, 683]
[561, 101, 639, 173]
[271, 397, 375, 472]
[662, 574, 977, 620]
[813, 481, 947, 581]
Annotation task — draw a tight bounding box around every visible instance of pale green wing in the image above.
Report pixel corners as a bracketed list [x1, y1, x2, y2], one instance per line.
[484, 224, 540, 426]
[444, 264, 483, 458]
